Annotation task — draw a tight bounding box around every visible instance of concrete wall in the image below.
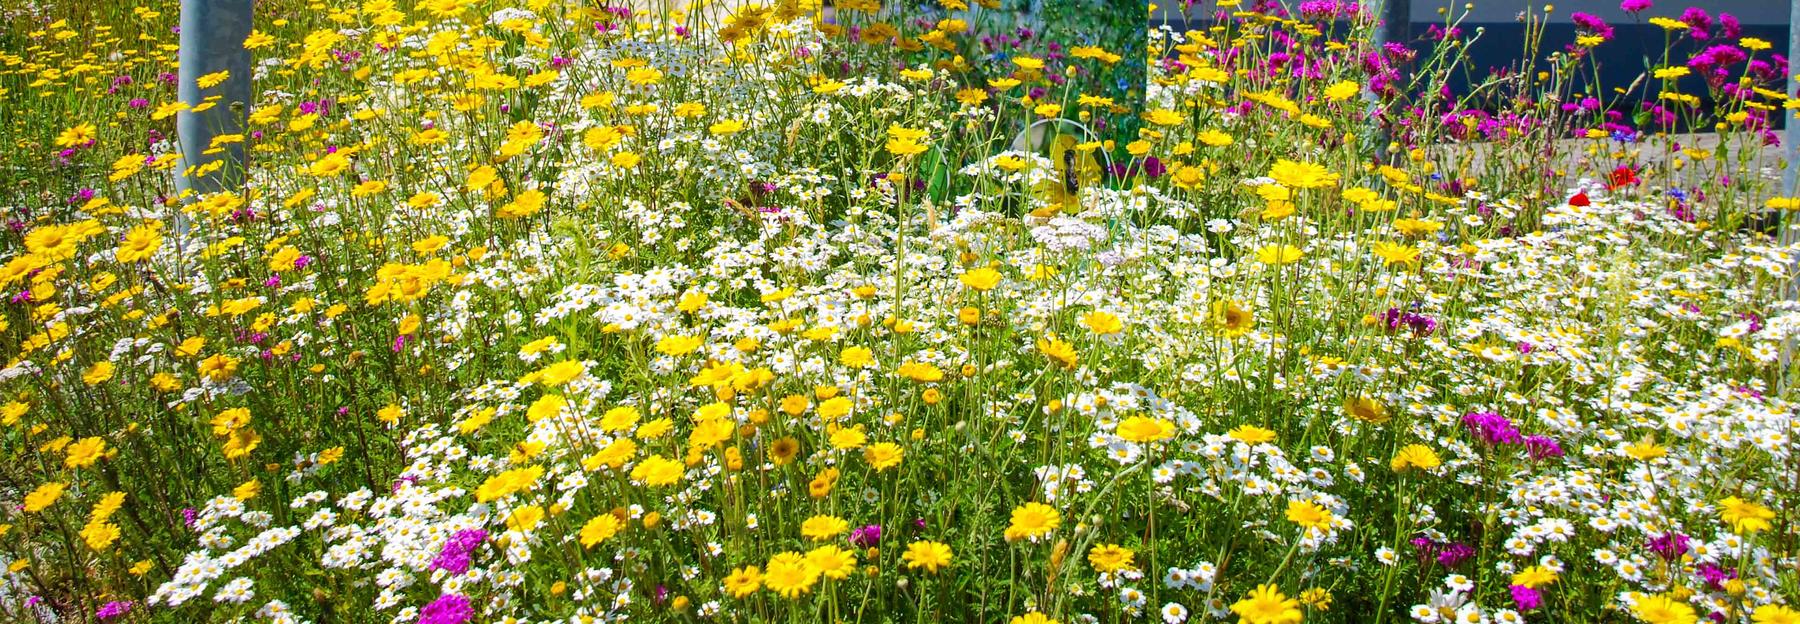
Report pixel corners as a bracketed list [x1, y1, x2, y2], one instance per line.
[671, 1, 1787, 27]
[1152, 1, 1787, 26]
[1409, 1, 1786, 25]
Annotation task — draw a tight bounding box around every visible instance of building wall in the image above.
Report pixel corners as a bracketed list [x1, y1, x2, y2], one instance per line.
[1152, 1, 1789, 130]
[1153, 1, 1787, 26]
[1408, 1, 1786, 25]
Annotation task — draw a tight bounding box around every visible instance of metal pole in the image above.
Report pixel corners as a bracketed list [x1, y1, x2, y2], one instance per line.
[1781, 0, 1800, 393]
[176, 0, 253, 207]
[1787, 0, 1799, 202]
[1373, 0, 1410, 53]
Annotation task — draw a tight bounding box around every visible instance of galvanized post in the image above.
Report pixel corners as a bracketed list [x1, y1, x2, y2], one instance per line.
[176, 0, 253, 207]
[1372, 0, 1410, 56]
[1787, 0, 1799, 203]
[1783, 0, 1800, 393]
[1368, 0, 1409, 163]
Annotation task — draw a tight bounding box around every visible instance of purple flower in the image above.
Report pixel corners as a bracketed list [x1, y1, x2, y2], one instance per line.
[96, 600, 135, 620]
[1680, 7, 1712, 40]
[1696, 563, 1735, 591]
[1619, 0, 1651, 14]
[1297, 0, 1361, 20]
[849, 524, 882, 548]
[1510, 585, 1543, 611]
[1381, 42, 1415, 63]
[1524, 435, 1564, 460]
[1435, 542, 1473, 567]
[1648, 532, 1690, 561]
[1740, 312, 1765, 334]
[1142, 156, 1166, 179]
[1570, 12, 1614, 40]
[1379, 307, 1438, 337]
[418, 594, 473, 624]
[1461, 411, 1523, 446]
[1749, 59, 1781, 82]
[1718, 12, 1740, 39]
[431, 529, 488, 575]
[1410, 535, 1472, 567]
[1689, 45, 1747, 77]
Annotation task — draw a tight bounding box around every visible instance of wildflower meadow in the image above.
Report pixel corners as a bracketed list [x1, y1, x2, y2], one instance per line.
[1, 0, 1798, 623]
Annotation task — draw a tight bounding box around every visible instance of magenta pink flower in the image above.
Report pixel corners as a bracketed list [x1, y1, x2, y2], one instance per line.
[418, 594, 473, 624]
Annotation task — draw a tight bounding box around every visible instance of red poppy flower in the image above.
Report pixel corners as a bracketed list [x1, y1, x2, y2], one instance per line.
[1606, 166, 1638, 190]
